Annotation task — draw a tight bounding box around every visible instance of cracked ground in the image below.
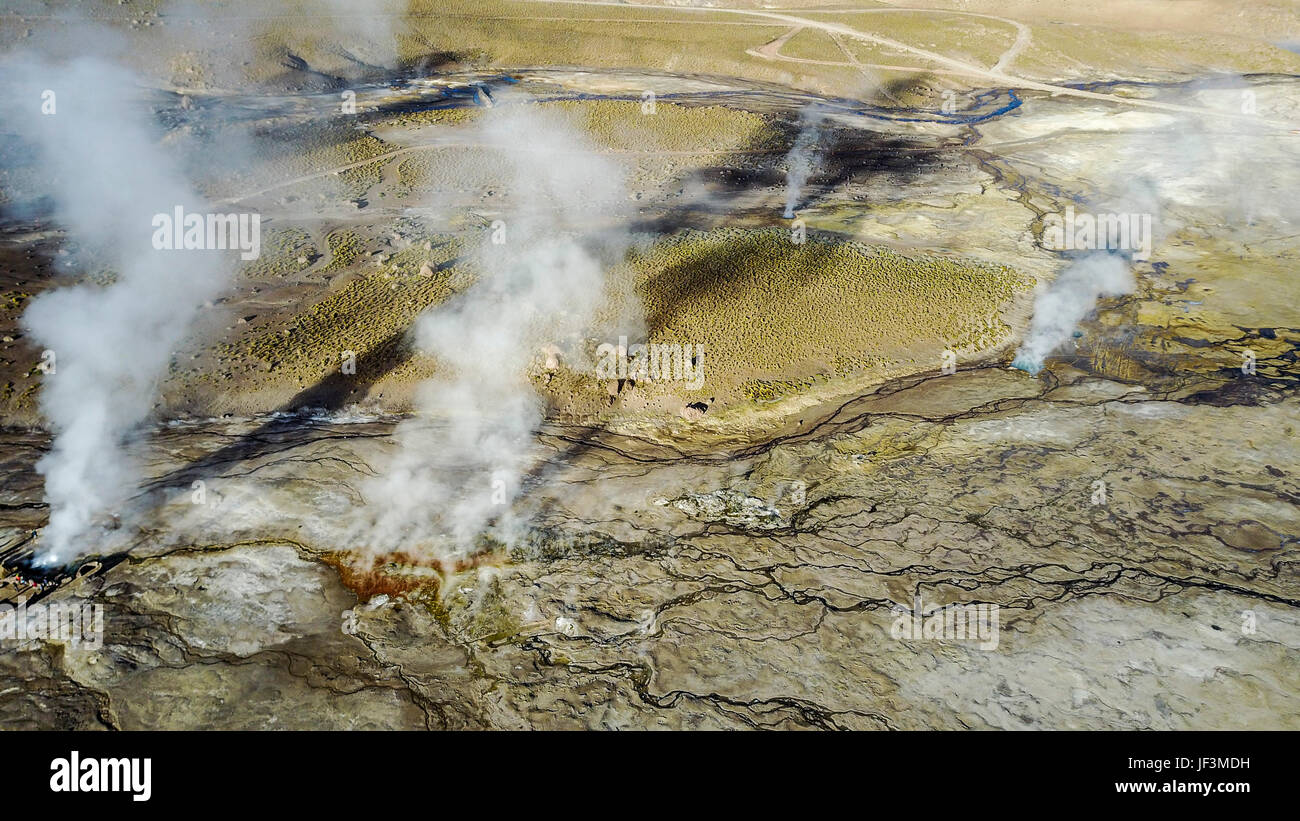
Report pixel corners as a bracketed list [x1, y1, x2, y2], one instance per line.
[2, 358, 1295, 730]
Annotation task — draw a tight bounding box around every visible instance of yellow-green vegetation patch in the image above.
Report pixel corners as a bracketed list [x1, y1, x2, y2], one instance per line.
[336, 159, 386, 200]
[833, 352, 890, 376]
[382, 107, 480, 130]
[235, 121, 397, 202]
[802, 11, 1018, 71]
[394, 154, 434, 198]
[287, 126, 392, 175]
[278, 127, 394, 198]
[742, 373, 832, 404]
[448, 575, 522, 644]
[3, 289, 30, 314]
[542, 100, 783, 155]
[233, 237, 468, 387]
[616, 228, 1030, 406]
[83, 269, 118, 288]
[322, 229, 363, 272]
[779, 28, 850, 64]
[167, 51, 210, 88]
[240, 227, 316, 279]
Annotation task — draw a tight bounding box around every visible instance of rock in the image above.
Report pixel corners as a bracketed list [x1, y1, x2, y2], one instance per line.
[541, 344, 562, 371]
[680, 398, 711, 420]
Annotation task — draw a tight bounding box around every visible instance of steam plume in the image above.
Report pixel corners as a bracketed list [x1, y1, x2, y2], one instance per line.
[1013, 84, 1296, 376]
[1012, 253, 1135, 374]
[783, 104, 828, 218]
[358, 95, 630, 557]
[1, 57, 233, 564]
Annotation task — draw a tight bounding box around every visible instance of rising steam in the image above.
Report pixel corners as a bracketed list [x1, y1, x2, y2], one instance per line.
[1, 58, 233, 565]
[783, 104, 828, 218]
[357, 95, 630, 558]
[1011, 253, 1135, 374]
[1011, 85, 1296, 376]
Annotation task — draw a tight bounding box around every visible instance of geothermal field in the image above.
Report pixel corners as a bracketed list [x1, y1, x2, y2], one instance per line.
[0, 0, 1296, 735]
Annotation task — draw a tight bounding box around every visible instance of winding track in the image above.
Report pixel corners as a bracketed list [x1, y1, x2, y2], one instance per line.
[528, 0, 1292, 128]
[748, 7, 1032, 76]
[204, 2, 1291, 206]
